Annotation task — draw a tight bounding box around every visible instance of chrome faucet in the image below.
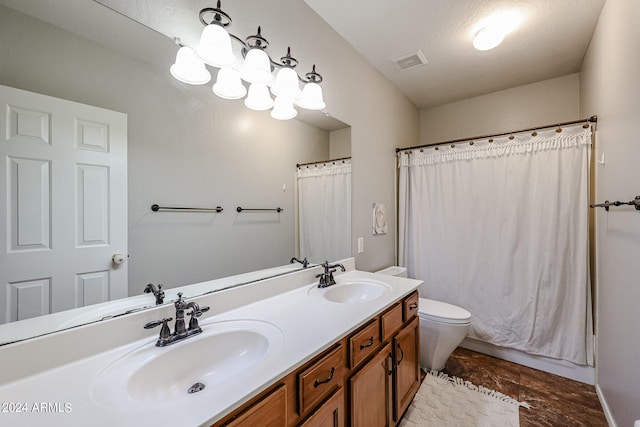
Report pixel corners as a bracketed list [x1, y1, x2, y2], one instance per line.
[143, 283, 165, 305]
[316, 260, 346, 288]
[144, 293, 210, 347]
[290, 256, 309, 268]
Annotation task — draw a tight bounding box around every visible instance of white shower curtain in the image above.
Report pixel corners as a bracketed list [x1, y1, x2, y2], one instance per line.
[398, 125, 593, 365]
[297, 160, 351, 263]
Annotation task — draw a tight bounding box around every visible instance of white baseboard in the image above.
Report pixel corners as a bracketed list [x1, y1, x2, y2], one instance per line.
[595, 383, 617, 427]
[460, 338, 595, 385]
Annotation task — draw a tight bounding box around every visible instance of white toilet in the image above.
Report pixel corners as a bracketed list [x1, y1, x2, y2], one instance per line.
[417, 298, 471, 371]
[376, 266, 472, 371]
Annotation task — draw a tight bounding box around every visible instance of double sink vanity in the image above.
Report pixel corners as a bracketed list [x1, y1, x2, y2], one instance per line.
[0, 258, 422, 426]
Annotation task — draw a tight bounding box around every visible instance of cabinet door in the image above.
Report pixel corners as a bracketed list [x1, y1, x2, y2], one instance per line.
[299, 388, 344, 427]
[393, 317, 420, 422]
[223, 384, 287, 427]
[349, 343, 393, 427]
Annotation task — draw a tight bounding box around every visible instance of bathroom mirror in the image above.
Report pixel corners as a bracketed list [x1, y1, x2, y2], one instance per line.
[0, 0, 351, 344]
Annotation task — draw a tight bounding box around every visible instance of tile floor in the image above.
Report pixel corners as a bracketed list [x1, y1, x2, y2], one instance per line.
[442, 348, 609, 426]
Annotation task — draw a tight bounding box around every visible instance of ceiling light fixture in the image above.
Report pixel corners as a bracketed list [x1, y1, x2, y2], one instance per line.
[472, 10, 523, 51]
[169, 1, 326, 120]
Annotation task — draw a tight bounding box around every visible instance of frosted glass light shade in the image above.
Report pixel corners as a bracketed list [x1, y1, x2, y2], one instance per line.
[240, 48, 273, 84]
[297, 82, 325, 110]
[244, 83, 274, 111]
[271, 96, 297, 120]
[170, 46, 211, 85]
[271, 67, 301, 99]
[195, 24, 236, 67]
[213, 67, 247, 99]
[473, 27, 505, 51]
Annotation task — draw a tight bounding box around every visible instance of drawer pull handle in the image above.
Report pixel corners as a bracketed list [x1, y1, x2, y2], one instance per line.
[359, 336, 374, 350]
[387, 353, 394, 375]
[396, 343, 404, 366]
[409, 302, 418, 310]
[314, 367, 335, 388]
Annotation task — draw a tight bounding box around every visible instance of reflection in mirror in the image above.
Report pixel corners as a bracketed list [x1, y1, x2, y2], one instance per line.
[296, 153, 352, 264]
[0, 0, 351, 344]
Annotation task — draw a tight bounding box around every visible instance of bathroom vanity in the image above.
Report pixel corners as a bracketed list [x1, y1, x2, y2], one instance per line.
[0, 259, 422, 426]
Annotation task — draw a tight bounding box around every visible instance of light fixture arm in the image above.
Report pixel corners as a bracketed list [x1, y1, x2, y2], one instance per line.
[199, 1, 232, 27]
[196, 4, 322, 83]
[301, 64, 323, 84]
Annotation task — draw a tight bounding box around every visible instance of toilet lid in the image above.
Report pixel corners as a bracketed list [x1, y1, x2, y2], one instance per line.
[418, 298, 471, 324]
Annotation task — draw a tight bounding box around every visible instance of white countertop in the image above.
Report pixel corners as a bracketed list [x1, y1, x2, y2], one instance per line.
[0, 267, 421, 427]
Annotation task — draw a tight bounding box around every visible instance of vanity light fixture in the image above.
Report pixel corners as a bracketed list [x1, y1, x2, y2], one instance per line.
[169, 0, 326, 119]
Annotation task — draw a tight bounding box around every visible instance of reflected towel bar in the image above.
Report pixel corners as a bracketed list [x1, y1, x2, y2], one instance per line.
[151, 204, 223, 213]
[236, 207, 283, 213]
[589, 196, 640, 212]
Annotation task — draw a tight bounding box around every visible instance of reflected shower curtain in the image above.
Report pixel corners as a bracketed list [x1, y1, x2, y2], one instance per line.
[297, 160, 351, 263]
[398, 125, 593, 365]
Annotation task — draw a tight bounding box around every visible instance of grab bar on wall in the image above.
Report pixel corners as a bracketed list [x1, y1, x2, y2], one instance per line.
[236, 207, 283, 213]
[589, 196, 640, 211]
[151, 204, 223, 213]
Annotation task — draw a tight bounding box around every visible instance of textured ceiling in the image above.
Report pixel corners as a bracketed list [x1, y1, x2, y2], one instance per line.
[304, 0, 605, 109]
[1, 0, 606, 112]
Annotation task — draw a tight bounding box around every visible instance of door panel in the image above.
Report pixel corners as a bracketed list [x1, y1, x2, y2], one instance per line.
[0, 84, 127, 323]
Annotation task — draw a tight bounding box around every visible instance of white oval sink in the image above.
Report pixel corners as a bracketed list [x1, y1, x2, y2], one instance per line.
[311, 279, 392, 303]
[90, 319, 283, 409]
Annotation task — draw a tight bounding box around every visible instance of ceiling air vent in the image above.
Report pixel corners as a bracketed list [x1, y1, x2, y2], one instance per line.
[394, 50, 428, 71]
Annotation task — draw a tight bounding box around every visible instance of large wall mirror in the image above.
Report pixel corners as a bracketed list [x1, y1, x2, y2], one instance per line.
[0, 0, 351, 344]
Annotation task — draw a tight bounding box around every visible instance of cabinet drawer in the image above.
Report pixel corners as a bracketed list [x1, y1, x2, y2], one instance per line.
[380, 303, 403, 342]
[349, 318, 380, 369]
[298, 345, 344, 415]
[402, 292, 419, 322]
[222, 384, 286, 427]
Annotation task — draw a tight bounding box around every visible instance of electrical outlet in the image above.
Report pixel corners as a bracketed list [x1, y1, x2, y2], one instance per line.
[357, 237, 364, 254]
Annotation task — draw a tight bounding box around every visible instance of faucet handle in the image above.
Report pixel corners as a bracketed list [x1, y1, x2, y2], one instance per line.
[188, 306, 210, 318]
[144, 317, 173, 329]
[144, 317, 173, 340]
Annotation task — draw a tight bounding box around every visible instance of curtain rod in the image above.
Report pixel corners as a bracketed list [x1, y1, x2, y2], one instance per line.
[396, 115, 598, 153]
[297, 156, 351, 168]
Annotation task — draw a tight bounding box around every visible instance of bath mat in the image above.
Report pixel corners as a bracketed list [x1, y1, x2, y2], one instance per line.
[399, 370, 530, 427]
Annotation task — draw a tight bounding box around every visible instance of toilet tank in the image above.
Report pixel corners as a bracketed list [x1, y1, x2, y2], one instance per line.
[375, 266, 408, 278]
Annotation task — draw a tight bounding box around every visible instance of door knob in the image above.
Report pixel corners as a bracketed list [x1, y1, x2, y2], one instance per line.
[112, 253, 126, 265]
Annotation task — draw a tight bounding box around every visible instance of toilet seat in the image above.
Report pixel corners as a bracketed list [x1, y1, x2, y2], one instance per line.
[418, 298, 471, 324]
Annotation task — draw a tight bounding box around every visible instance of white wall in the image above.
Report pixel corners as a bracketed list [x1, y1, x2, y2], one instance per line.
[419, 74, 580, 144]
[580, 0, 640, 425]
[329, 127, 352, 158]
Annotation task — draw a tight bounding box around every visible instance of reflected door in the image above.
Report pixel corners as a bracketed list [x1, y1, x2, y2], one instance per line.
[0, 85, 127, 324]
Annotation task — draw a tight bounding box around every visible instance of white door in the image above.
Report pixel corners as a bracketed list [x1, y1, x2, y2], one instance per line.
[0, 85, 127, 324]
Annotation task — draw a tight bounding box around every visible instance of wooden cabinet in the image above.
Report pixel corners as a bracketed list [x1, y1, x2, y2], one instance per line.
[348, 293, 421, 426]
[402, 292, 419, 323]
[348, 317, 380, 368]
[299, 388, 345, 427]
[380, 303, 403, 342]
[392, 316, 421, 422]
[348, 343, 393, 427]
[221, 384, 287, 427]
[214, 291, 421, 427]
[298, 344, 344, 416]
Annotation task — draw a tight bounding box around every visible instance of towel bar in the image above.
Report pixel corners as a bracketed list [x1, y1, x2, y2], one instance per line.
[589, 196, 640, 212]
[236, 207, 283, 213]
[151, 204, 223, 213]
